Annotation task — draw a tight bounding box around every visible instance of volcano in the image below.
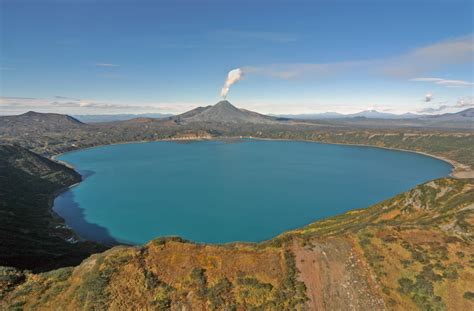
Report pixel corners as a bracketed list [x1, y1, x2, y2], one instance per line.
[173, 100, 285, 124]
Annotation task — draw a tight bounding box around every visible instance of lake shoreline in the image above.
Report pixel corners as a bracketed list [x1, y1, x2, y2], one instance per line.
[50, 135, 472, 179]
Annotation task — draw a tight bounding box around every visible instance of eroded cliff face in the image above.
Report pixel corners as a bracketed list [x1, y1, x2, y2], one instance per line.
[1, 177, 473, 310]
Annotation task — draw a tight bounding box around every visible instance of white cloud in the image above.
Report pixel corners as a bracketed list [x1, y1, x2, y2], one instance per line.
[0, 96, 199, 115]
[380, 34, 474, 77]
[410, 77, 474, 88]
[241, 34, 474, 80]
[417, 96, 474, 113]
[456, 96, 474, 108]
[242, 61, 362, 80]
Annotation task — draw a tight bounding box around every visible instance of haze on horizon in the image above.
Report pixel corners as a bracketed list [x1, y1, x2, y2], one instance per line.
[0, 0, 473, 116]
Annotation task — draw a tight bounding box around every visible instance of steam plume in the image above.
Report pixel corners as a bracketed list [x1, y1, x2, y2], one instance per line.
[221, 68, 243, 99]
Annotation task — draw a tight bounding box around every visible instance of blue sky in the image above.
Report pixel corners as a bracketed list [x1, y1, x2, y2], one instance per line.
[1, 0, 473, 115]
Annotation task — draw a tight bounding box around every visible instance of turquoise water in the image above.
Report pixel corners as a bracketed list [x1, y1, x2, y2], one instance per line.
[53, 140, 452, 244]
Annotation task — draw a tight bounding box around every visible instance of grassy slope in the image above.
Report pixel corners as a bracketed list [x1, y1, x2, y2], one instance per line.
[0, 145, 106, 272]
[0, 239, 308, 310]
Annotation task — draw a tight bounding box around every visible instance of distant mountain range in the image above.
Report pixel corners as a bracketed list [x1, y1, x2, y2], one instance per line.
[65, 106, 474, 123]
[72, 108, 446, 122]
[73, 113, 172, 123]
[1, 104, 472, 133]
[277, 108, 474, 120]
[277, 110, 423, 120]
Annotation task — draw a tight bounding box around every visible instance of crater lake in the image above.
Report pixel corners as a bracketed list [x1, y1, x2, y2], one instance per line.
[53, 140, 452, 244]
